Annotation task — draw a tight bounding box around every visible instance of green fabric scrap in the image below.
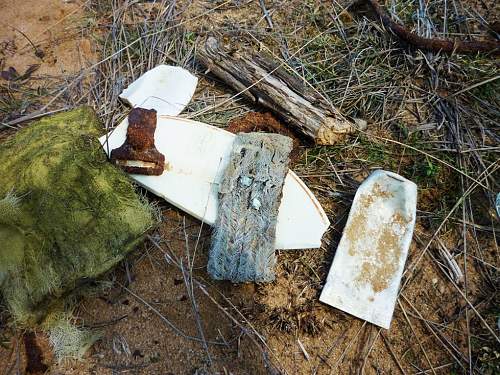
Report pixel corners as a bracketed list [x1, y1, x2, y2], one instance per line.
[0, 106, 154, 326]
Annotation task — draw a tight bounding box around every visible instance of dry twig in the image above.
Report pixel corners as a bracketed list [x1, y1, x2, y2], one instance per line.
[365, 0, 500, 55]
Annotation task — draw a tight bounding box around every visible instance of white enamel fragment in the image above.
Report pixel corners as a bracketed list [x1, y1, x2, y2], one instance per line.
[252, 198, 261, 210]
[240, 176, 253, 187]
[320, 170, 417, 329]
[100, 65, 198, 155]
[99, 64, 328, 250]
[119, 65, 198, 115]
[101, 115, 330, 250]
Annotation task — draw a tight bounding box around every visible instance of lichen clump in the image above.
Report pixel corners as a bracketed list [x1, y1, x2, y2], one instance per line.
[0, 107, 154, 326]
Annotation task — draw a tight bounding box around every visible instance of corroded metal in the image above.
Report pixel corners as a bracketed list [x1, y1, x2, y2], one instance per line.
[111, 108, 165, 175]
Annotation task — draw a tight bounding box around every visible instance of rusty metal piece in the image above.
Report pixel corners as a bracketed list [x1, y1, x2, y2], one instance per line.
[111, 108, 165, 175]
[226, 112, 302, 164]
[366, 0, 500, 55]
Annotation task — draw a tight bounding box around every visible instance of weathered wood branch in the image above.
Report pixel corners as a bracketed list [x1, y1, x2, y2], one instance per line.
[197, 37, 366, 145]
[366, 0, 500, 55]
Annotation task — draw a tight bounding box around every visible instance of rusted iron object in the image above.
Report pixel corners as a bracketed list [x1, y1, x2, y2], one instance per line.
[366, 0, 500, 55]
[111, 108, 165, 175]
[226, 112, 301, 164]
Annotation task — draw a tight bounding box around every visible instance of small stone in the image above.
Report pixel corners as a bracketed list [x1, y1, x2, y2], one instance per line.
[432, 278, 438, 284]
[252, 198, 261, 210]
[240, 176, 253, 186]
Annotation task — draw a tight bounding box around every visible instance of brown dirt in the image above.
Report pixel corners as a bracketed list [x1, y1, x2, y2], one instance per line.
[0, 1, 499, 375]
[226, 112, 302, 164]
[23, 331, 49, 374]
[0, 0, 95, 76]
[0, 211, 270, 374]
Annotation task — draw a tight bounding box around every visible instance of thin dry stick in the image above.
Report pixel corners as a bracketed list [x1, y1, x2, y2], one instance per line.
[436, 237, 464, 284]
[359, 328, 381, 374]
[401, 306, 475, 337]
[194, 281, 286, 374]
[147, 234, 286, 373]
[415, 230, 497, 329]
[5, 72, 85, 126]
[397, 300, 437, 375]
[2, 334, 19, 375]
[312, 327, 350, 374]
[400, 164, 500, 343]
[400, 293, 467, 370]
[258, 0, 274, 29]
[330, 321, 367, 374]
[364, 132, 493, 191]
[424, 245, 500, 345]
[380, 332, 407, 375]
[190, 157, 223, 275]
[149, 223, 208, 368]
[120, 283, 223, 346]
[401, 162, 497, 286]
[366, 0, 500, 54]
[414, 363, 453, 374]
[15, 334, 20, 375]
[0, 107, 70, 130]
[458, 133, 473, 375]
[181, 218, 212, 367]
[2, 24, 43, 58]
[14, 1, 85, 53]
[297, 338, 310, 361]
[208, 283, 270, 346]
[449, 75, 500, 97]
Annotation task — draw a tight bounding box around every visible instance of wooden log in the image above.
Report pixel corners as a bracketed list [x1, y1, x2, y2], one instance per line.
[197, 37, 366, 145]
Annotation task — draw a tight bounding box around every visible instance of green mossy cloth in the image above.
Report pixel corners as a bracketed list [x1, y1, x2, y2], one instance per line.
[0, 106, 154, 326]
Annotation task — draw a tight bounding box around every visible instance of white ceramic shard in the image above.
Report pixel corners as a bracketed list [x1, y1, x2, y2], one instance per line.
[101, 65, 198, 157]
[319, 170, 417, 329]
[99, 115, 330, 250]
[118, 65, 198, 115]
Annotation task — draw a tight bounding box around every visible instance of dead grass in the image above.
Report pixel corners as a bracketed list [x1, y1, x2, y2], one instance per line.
[178, 1, 499, 373]
[0, 0, 498, 374]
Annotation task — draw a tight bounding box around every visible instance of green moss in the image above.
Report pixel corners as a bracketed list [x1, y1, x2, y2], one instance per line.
[0, 106, 154, 326]
[43, 311, 101, 361]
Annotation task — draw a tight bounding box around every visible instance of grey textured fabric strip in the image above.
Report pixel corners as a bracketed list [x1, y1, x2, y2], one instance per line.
[208, 133, 293, 282]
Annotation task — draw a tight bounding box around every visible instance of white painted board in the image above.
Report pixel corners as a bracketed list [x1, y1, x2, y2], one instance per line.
[100, 115, 330, 250]
[119, 65, 198, 115]
[320, 170, 417, 329]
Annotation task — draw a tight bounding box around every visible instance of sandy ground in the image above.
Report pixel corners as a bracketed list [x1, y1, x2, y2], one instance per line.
[0, 1, 498, 374]
[0, 0, 94, 76]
